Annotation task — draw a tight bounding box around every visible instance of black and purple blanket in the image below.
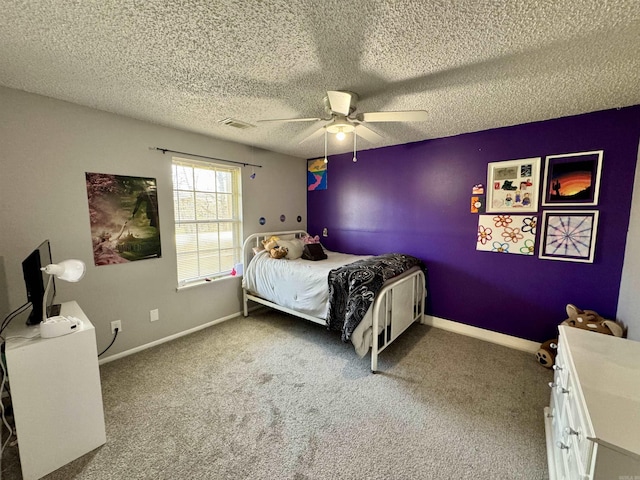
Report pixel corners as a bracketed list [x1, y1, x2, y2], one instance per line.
[326, 253, 426, 342]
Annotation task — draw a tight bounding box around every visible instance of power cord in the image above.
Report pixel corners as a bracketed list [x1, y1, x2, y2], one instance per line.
[0, 302, 31, 339]
[0, 355, 16, 456]
[98, 327, 119, 357]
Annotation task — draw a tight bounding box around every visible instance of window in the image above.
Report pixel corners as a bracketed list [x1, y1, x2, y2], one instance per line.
[172, 157, 242, 286]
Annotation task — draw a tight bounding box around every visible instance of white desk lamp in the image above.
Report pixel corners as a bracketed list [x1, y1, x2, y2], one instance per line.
[39, 259, 86, 338]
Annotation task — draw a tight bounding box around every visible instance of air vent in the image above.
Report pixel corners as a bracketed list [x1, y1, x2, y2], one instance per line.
[218, 118, 255, 129]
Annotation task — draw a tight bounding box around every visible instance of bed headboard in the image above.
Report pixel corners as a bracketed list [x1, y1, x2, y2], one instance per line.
[242, 230, 309, 270]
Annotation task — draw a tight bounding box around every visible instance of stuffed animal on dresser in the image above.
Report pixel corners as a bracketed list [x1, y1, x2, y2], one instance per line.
[563, 303, 624, 337]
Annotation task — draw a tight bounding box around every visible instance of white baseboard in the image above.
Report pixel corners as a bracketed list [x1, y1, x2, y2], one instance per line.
[99, 310, 539, 365]
[98, 309, 245, 365]
[423, 315, 540, 353]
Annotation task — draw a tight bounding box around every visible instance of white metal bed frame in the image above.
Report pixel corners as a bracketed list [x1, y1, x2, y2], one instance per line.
[241, 230, 426, 372]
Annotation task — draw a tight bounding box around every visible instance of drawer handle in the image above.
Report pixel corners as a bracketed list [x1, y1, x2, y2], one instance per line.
[565, 426, 579, 436]
[548, 381, 570, 394]
[556, 441, 569, 450]
[552, 364, 563, 371]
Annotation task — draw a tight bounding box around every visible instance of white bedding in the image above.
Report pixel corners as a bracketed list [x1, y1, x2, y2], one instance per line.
[242, 249, 372, 318]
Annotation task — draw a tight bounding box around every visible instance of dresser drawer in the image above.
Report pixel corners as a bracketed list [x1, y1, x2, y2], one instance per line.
[554, 342, 570, 386]
[564, 378, 594, 476]
[549, 366, 570, 420]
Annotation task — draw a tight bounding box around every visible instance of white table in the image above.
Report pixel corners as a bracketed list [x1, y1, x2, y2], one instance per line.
[4, 301, 106, 480]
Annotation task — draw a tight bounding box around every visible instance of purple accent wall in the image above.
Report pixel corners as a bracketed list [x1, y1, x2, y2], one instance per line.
[308, 106, 640, 343]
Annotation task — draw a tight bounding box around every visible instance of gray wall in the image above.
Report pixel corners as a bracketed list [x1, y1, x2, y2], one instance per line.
[0, 86, 307, 357]
[617, 139, 640, 340]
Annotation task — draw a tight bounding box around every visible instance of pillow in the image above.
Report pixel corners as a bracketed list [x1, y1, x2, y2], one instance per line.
[278, 238, 304, 260]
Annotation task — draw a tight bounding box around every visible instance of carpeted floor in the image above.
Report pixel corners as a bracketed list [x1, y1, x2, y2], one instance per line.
[2, 310, 553, 479]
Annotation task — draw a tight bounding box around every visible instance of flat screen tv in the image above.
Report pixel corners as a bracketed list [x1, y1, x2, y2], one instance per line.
[22, 240, 58, 325]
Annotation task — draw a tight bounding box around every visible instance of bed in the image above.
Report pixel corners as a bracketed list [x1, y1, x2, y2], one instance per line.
[241, 231, 427, 372]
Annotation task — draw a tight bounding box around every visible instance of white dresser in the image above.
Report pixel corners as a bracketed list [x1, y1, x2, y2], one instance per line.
[4, 301, 106, 480]
[544, 325, 640, 479]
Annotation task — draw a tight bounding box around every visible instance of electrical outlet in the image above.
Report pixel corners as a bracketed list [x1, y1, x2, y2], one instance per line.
[111, 320, 122, 334]
[322, 227, 328, 237]
[150, 309, 159, 322]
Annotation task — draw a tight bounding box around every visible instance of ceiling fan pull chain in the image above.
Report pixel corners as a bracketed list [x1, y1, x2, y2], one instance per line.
[353, 131, 357, 162]
[324, 129, 328, 164]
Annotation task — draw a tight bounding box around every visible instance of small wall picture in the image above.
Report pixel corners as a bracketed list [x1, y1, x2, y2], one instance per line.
[86, 173, 161, 265]
[307, 158, 327, 191]
[538, 210, 599, 263]
[477, 214, 537, 256]
[486, 157, 541, 213]
[470, 195, 485, 213]
[541, 150, 603, 206]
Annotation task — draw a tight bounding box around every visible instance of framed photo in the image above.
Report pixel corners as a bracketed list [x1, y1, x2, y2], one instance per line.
[486, 157, 541, 212]
[538, 210, 599, 263]
[541, 150, 603, 206]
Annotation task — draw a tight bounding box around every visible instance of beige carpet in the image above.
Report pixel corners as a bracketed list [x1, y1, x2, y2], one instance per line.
[2, 310, 553, 479]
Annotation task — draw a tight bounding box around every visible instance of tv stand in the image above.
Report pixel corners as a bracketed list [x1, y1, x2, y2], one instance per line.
[4, 301, 106, 480]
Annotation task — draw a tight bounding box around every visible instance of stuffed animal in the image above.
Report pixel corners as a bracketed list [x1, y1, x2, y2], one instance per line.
[536, 339, 558, 368]
[536, 304, 625, 368]
[269, 246, 288, 259]
[301, 234, 321, 244]
[563, 304, 624, 337]
[261, 235, 279, 251]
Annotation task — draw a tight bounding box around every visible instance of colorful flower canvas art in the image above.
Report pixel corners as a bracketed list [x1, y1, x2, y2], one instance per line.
[477, 214, 537, 255]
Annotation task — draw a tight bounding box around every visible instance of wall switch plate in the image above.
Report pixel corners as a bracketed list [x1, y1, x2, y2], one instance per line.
[322, 227, 328, 237]
[111, 320, 121, 334]
[150, 309, 159, 322]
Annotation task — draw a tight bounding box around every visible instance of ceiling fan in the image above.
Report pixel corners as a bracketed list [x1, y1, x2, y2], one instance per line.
[257, 90, 428, 144]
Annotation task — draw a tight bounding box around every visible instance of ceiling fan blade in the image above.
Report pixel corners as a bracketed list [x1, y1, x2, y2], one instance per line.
[257, 117, 321, 124]
[298, 126, 326, 144]
[327, 91, 353, 116]
[354, 124, 383, 142]
[356, 110, 429, 123]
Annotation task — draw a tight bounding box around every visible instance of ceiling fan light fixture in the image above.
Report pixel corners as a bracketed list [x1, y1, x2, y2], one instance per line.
[336, 130, 346, 141]
[326, 119, 355, 136]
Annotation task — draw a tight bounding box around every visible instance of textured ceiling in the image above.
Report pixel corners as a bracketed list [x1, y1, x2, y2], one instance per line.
[1, 1, 639, 159]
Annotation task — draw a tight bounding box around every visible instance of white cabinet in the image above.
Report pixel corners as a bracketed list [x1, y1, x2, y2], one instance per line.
[544, 325, 640, 479]
[4, 301, 106, 480]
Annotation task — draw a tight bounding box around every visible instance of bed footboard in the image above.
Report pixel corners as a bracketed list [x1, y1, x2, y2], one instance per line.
[370, 268, 426, 372]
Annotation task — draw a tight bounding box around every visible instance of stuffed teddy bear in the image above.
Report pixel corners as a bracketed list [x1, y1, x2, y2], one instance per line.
[269, 245, 288, 259]
[261, 235, 280, 251]
[563, 304, 624, 337]
[536, 339, 558, 368]
[258, 236, 289, 259]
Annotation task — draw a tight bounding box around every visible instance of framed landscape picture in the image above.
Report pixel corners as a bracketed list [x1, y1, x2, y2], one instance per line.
[541, 150, 603, 206]
[538, 210, 599, 263]
[486, 157, 541, 213]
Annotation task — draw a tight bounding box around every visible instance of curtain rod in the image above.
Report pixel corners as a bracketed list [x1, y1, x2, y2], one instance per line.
[149, 147, 263, 168]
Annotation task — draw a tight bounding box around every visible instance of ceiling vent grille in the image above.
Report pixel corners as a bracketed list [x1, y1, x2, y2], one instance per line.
[218, 118, 255, 129]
